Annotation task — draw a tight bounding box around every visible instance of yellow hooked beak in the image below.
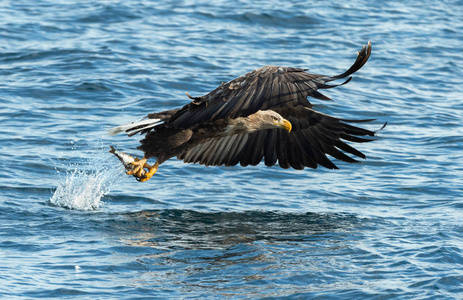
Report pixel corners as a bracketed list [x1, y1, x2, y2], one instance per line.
[279, 119, 292, 132]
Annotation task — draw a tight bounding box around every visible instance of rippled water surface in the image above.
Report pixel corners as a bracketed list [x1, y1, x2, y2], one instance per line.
[1, 0, 462, 298]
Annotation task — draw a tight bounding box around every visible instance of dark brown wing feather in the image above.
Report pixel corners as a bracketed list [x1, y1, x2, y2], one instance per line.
[177, 106, 377, 170]
[168, 42, 371, 129]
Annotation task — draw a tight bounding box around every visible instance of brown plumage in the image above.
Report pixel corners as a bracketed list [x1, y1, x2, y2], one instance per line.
[109, 41, 382, 182]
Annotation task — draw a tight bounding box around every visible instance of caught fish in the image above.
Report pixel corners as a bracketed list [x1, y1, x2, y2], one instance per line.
[109, 146, 146, 179]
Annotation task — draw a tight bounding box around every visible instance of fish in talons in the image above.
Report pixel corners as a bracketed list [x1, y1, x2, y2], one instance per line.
[109, 146, 149, 181]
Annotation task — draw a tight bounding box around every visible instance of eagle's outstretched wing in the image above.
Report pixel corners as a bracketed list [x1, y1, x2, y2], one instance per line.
[168, 42, 371, 129]
[178, 106, 379, 170]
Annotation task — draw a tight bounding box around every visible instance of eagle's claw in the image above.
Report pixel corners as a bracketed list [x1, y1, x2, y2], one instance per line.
[139, 162, 159, 182]
[126, 158, 150, 179]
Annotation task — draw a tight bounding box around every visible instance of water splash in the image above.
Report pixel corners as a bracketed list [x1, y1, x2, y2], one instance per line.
[50, 147, 124, 211]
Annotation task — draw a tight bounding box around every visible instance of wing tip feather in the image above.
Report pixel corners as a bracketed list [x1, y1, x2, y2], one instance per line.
[333, 41, 372, 80]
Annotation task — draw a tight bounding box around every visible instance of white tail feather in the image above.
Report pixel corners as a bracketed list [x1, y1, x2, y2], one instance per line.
[108, 118, 164, 136]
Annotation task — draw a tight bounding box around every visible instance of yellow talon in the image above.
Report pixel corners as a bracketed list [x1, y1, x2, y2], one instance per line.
[139, 162, 159, 182]
[128, 158, 148, 177]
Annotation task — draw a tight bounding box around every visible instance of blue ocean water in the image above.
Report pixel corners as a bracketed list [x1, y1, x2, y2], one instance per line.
[1, 0, 462, 298]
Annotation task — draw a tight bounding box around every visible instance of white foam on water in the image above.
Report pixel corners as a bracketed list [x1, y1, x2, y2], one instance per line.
[50, 147, 125, 211]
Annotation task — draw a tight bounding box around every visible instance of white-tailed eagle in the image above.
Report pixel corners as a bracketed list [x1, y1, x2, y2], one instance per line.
[109, 42, 382, 182]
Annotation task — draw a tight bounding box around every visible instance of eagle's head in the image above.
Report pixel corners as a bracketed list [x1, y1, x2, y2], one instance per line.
[247, 110, 292, 132]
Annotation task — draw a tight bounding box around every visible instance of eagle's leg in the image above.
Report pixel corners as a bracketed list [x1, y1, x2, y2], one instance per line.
[126, 157, 151, 178]
[139, 161, 159, 182]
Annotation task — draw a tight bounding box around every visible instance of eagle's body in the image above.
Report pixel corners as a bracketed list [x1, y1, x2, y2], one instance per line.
[109, 42, 381, 182]
[138, 110, 292, 165]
